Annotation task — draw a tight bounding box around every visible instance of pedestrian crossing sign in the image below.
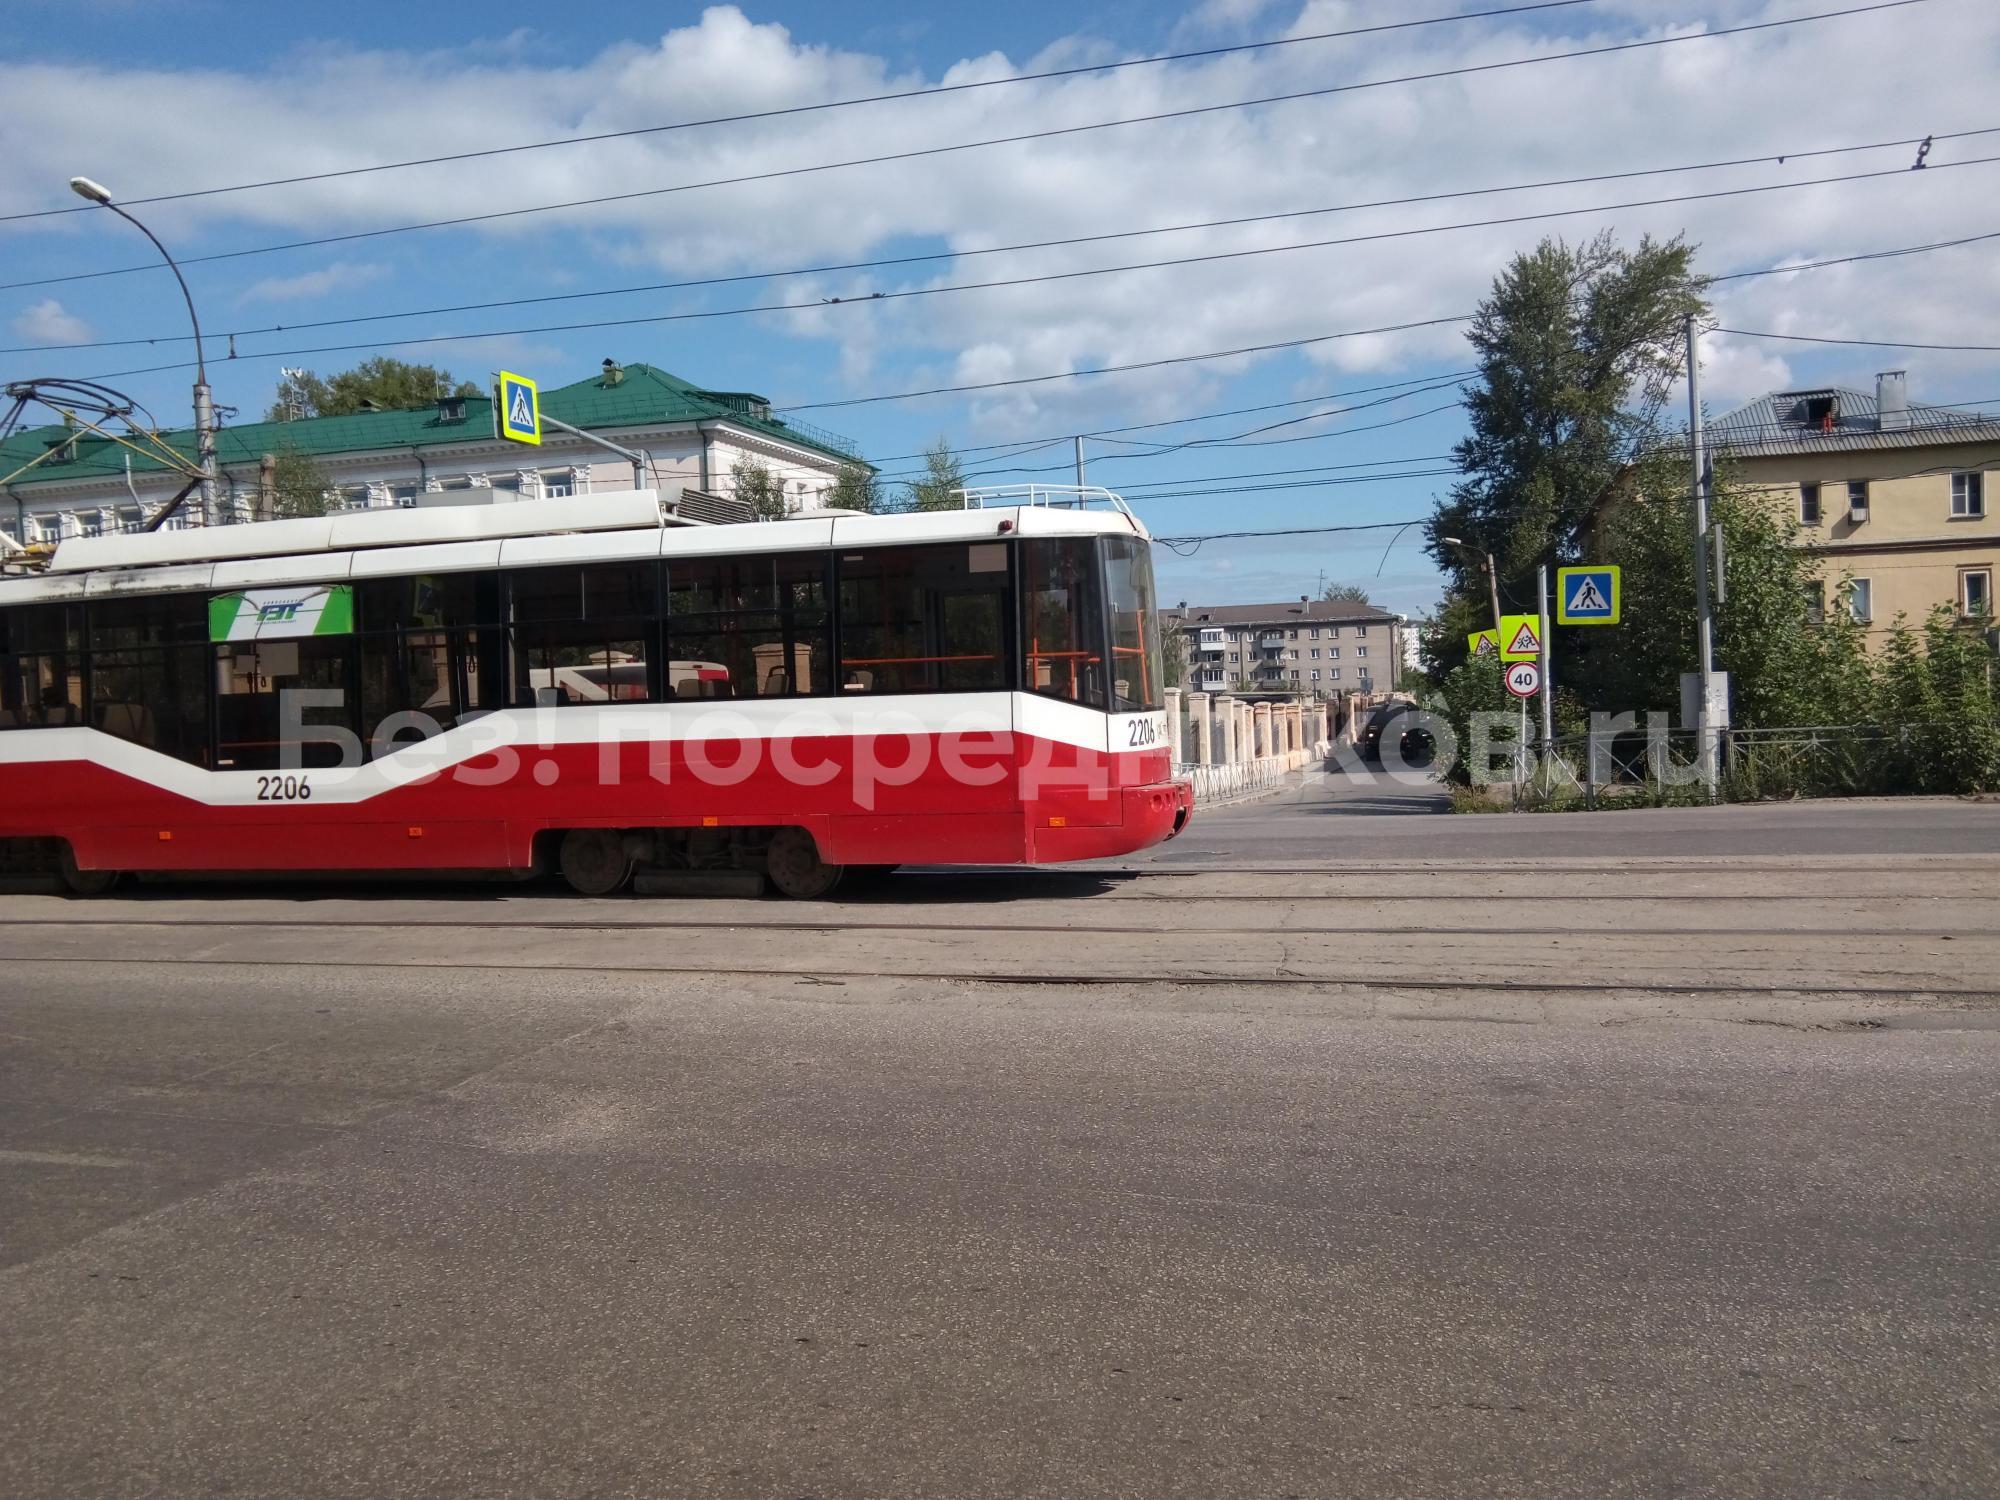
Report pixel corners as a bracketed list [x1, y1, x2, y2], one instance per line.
[1467, 628, 1499, 659]
[1499, 614, 1542, 662]
[1556, 565, 1621, 624]
[496, 371, 541, 446]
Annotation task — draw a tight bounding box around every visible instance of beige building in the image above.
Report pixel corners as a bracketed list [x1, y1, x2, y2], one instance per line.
[1711, 373, 1997, 645]
[1163, 597, 1404, 698]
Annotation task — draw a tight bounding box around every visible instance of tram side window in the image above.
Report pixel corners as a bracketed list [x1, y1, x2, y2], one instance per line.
[1104, 535, 1165, 712]
[508, 563, 660, 707]
[0, 604, 84, 729]
[666, 553, 829, 699]
[836, 543, 1010, 694]
[86, 593, 210, 764]
[1020, 537, 1107, 709]
[356, 574, 502, 751]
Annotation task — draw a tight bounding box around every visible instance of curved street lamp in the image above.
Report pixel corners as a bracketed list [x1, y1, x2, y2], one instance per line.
[69, 176, 216, 527]
[1439, 535, 1503, 634]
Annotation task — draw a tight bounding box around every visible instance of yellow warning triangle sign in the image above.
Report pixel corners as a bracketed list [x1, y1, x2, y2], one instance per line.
[1499, 614, 1541, 661]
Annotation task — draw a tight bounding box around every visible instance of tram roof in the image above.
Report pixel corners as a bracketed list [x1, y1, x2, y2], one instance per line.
[0, 491, 1150, 605]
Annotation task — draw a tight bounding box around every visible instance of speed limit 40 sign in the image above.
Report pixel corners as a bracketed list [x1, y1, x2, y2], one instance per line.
[1504, 660, 1541, 698]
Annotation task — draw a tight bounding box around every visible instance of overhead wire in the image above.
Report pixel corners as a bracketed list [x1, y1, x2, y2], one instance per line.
[15, 124, 1994, 352]
[0, 1, 1609, 224]
[49, 161, 2000, 392]
[0, 0, 1933, 294]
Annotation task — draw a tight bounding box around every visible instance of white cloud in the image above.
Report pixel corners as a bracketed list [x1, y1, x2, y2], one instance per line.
[10, 298, 91, 343]
[238, 262, 390, 303]
[1, 2, 1994, 433]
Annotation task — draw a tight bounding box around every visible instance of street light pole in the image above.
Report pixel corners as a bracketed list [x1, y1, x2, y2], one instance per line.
[69, 177, 217, 528]
[1685, 312, 1720, 798]
[1440, 536, 1504, 634]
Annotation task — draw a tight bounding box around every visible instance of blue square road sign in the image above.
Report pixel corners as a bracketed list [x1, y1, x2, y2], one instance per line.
[1556, 565, 1620, 625]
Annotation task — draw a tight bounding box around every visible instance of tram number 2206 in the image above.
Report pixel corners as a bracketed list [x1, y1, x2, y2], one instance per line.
[255, 775, 312, 802]
[1124, 717, 1163, 748]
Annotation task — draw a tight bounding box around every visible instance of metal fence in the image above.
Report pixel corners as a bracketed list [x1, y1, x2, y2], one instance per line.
[1520, 722, 1977, 808]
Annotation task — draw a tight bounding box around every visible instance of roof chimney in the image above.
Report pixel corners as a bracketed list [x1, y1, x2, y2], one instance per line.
[1877, 370, 1909, 431]
[602, 358, 625, 387]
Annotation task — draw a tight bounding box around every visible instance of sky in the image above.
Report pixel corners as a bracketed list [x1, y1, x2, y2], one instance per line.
[2, 0, 1996, 618]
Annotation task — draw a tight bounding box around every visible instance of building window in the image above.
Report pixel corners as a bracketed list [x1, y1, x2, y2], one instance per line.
[1328, 668, 1341, 681]
[1964, 569, 1993, 618]
[1799, 482, 1822, 525]
[1952, 473, 1985, 518]
[1355, 646, 1368, 658]
[1847, 480, 1870, 520]
[1310, 670, 1321, 681]
[1288, 628, 1298, 640]
[1308, 627, 1320, 639]
[1848, 578, 1873, 623]
[543, 473, 575, 500]
[1325, 626, 1338, 639]
[1309, 648, 1320, 659]
[1327, 648, 1339, 660]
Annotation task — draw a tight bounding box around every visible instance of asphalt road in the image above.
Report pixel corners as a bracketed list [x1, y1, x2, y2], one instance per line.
[1143, 774, 2000, 860]
[2, 799, 1996, 1498]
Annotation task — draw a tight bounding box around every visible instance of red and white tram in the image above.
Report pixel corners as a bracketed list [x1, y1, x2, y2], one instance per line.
[0, 488, 1191, 896]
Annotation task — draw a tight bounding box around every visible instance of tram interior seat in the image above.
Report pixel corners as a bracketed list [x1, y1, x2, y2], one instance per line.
[763, 669, 790, 695]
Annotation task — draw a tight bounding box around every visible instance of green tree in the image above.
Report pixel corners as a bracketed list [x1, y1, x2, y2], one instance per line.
[266, 447, 336, 519]
[905, 439, 967, 512]
[1572, 447, 1872, 729]
[1320, 582, 1372, 604]
[1876, 608, 2000, 792]
[1426, 231, 1706, 675]
[826, 462, 884, 513]
[267, 357, 479, 421]
[1160, 621, 1190, 691]
[731, 457, 790, 520]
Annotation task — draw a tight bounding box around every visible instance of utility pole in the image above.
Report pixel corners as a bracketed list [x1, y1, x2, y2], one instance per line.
[1073, 435, 1087, 491]
[1686, 313, 1720, 798]
[70, 177, 217, 527]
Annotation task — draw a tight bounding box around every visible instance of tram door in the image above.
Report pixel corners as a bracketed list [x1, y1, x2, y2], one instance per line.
[210, 585, 357, 771]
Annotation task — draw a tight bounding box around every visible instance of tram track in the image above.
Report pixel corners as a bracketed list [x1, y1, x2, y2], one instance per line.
[1, 913, 1995, 941]
[5, 951, 1991, 1001]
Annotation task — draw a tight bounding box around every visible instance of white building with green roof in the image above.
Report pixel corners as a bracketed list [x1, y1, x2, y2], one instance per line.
[0, 359, 868, 547]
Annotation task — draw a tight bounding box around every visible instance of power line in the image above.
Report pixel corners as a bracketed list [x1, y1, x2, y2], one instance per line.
[924, 398, 1470, 484]
[0, 2, 1607, 225]
[864, 372, 1479, 465]
[876, 381, 1470, 481]
[779, 318, 1476, 413]
[1, 0, 1930, 294]
[1713, 326, 2000, 352]
[52, 155, 1998, 387]
[1153, 518, 1430, 553]
[1706, 227, 2000, 282]
[18, 124, 1993, 352]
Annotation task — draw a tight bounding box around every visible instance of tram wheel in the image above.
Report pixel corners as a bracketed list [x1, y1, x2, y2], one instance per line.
[558, 828, 634, 897]
[765, 828, 844, 900]
[56, 843, 119, 897]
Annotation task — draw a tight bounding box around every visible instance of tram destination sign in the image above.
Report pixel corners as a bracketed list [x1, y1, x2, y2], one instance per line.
[210, 585, 355, 642]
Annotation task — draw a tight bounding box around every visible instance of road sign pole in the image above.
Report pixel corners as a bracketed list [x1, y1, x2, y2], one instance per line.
[1537, 563, 1553, 774]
